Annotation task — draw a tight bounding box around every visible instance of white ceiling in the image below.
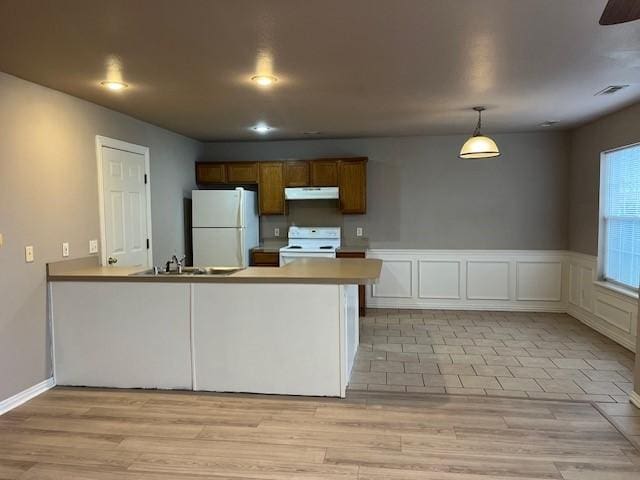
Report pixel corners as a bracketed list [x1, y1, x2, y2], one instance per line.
[0, 0, 639, 141]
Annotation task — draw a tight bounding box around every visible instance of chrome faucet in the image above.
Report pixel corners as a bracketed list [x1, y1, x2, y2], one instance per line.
[165, 255, 186, 273]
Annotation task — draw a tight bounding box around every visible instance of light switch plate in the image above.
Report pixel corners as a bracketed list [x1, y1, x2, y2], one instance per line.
[89, 239, 98, 254]
[0, 233, 3, 247]
[62, 242, 70, 257]
[356, 227, 364, 237]
[25, 245, 34, 263]
[274, 227, 280, 238]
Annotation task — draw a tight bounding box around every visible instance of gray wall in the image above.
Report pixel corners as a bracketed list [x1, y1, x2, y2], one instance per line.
[568, 102, 640, 255]
[205, 132, 570, 249]
[0, 72, 202, 402]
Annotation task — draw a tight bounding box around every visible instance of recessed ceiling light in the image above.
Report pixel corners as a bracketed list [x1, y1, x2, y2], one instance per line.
[540, 121, 559, 127]
[252, 124, 272, 134]
[100, 80, 128, 91]
[251, 75, 277, 87]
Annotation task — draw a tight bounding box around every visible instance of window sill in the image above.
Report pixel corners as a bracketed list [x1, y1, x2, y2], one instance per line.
[593, 280, 639, 300]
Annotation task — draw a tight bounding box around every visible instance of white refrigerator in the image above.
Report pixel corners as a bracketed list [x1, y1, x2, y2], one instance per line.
[192, 188, 259, 267]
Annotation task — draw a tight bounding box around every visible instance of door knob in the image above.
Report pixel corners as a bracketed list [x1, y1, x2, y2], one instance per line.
[107, 257, 118, 265]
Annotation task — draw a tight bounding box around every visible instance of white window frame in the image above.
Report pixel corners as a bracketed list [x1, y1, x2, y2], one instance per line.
[598, 141, 640, 292]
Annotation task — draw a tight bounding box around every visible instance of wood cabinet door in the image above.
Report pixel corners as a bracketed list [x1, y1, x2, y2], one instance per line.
[284, 160, 310, 187]
[227, 162, 258, 183]
[196, 163, 226, 184]
[258, 162, 286, 215]
[338, 158, 367, 214]
[251, 251, 280, 266]
[310, 159, 339, 186]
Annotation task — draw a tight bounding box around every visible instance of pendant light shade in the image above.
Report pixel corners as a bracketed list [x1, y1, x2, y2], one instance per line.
[459, 107, 500, 159]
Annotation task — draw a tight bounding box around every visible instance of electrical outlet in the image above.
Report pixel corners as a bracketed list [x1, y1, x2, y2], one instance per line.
[89, 239, 98, 254]
[274, 228, 280, 238]
[25, 245, 34, 263]
[62, 242, 70, 257]
[356, 227, 364, 237]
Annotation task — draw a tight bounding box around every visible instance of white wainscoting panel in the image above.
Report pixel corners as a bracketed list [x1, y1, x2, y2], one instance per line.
[372, 259, 412, 298]
[366, 250, 567, 312]
[561, 252, 636, 352]
[516, 262, 562, 302]
[467, 261, 510, 300]
[569, 263, 580, 306]
[580, 266, 594, 311]
[418, 261, 460, 299]
[594, 295, 634, 333]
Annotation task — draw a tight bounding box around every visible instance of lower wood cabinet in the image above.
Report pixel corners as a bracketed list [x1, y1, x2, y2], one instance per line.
[250, 250, 280, 266]
[258, 162, 286, 215]
[336, 250, 367, 316]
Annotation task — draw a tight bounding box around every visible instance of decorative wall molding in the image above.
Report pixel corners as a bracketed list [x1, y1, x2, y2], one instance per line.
[0, 377, 55, 416]
[366, 249, 637, 352]
[367, 249, 568, 312]
[565, 252, 637, 353]
[467, 261, 511, 300]
[418, 260, 461, 300]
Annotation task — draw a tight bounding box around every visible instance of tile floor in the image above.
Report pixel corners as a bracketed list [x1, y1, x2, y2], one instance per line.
[350, 309, 636, 404]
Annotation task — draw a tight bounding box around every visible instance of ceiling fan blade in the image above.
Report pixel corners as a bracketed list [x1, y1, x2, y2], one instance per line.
[599, 0, 640, 25]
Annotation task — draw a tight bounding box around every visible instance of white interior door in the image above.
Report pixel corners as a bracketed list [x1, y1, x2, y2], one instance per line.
[99, 142, 151, 267]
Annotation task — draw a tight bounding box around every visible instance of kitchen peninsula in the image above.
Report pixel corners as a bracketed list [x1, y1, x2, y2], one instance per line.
[47, 257, 381, 397]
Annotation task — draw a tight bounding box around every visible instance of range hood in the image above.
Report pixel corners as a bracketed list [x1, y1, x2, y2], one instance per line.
[285, 187, 339, 200]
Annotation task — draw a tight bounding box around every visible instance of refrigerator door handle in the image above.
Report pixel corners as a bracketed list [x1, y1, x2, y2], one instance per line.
[236, 187, 243, 227]
[238, 228, 244, 266]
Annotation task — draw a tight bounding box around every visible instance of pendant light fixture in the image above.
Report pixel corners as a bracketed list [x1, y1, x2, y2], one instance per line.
[459, 107, 500, 159]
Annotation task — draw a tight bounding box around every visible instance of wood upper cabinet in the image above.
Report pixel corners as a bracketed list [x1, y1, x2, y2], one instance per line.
[226, 162, 258, 183]
[284, 160, 310, 187]
[310, 159, 339, 186]
[338, 158, 367, 214]
[258, 162, 286, 215]
[196, 157, 366, 214]
[196, 162, 226, 184]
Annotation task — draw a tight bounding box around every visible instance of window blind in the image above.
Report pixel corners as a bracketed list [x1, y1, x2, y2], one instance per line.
[602, 144, 640, 289]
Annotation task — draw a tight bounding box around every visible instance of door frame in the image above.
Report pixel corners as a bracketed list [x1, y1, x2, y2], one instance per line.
[95, 135, 153, 267]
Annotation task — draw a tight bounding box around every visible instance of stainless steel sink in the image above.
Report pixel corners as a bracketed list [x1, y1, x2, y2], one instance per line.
[185, 267, 242, 275]
[132, 267, 243, 277]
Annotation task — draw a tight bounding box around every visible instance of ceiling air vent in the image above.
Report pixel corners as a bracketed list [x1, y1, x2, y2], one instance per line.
[594, 85, 629, 96]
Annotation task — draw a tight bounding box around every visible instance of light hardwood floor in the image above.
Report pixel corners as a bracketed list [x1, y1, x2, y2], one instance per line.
[1, 387, 639, 479]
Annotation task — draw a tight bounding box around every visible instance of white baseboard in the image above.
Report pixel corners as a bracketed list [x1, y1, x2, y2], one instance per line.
[630, 391, 640, 409]
[0, 377, 55, 416]
[368, 300, 567, 313]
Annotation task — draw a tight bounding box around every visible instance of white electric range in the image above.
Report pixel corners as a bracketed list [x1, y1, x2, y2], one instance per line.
[279, 226, 341, 266]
